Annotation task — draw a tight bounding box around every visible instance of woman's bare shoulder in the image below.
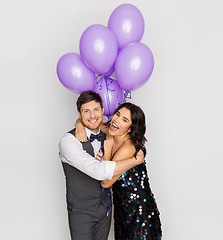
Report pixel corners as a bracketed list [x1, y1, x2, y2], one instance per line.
[112, 139, 135, 161]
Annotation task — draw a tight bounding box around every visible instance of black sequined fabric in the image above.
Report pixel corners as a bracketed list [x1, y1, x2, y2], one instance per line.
[112, 163, 162, 240]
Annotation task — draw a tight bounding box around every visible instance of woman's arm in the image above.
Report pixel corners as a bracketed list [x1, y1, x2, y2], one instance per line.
[101, 141, 135, 188]
[103, 134, 114, 160]
[75, 118, 88, 142]
[95, 135, 113, 161]
[75, 119, 108, 141]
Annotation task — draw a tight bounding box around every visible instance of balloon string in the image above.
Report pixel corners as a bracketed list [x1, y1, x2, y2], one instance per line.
[95, 74, 103, 81]
[105, 77, 112, 117]
[101, 188, 111, 219]
[105, 115, 112, 121]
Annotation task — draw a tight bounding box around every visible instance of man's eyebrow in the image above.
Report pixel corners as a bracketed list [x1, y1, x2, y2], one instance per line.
[81, 106, 101, 111]
[81, 108, 89, 111]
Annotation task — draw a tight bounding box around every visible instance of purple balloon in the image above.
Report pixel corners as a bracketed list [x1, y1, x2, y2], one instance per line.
[94, 77, 123, 116]
[103, 64, 115, 77]
[57, 53, 95, 93]
[79, 24, 118, 75]
[115, 42, 154, 91]
[108, 4, 145, 50]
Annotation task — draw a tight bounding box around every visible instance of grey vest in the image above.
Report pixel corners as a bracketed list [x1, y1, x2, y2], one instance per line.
[62, 128, 111, 211]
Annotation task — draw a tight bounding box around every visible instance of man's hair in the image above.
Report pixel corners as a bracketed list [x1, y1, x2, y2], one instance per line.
[76, 91, 103, 112]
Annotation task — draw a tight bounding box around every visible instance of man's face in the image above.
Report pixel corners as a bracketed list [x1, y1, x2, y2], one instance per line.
[78, 100, 104, 133]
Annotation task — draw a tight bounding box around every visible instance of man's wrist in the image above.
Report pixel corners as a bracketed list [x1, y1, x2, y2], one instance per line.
[134, 156, 144, 165]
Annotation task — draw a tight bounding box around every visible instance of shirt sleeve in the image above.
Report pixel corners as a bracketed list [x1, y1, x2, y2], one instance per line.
[59, 133, 116, 180]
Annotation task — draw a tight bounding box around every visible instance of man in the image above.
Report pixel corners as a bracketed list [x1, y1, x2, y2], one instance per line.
[59, 91, 144, 240]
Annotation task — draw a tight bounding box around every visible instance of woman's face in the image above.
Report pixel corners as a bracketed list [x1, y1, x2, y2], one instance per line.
[109, 107, 132, 136]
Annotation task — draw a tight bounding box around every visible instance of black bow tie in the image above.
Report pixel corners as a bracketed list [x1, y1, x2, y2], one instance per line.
[89, 132, 103, 142]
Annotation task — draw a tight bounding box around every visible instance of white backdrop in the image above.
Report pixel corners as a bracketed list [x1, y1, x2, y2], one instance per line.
[1, 0, 223, 239]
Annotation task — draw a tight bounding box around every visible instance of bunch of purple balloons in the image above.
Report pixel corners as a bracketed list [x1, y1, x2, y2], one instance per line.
[57, 4, 154, 116]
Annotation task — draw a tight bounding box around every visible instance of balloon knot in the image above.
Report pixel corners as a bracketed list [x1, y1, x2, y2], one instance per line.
[123, 91, 131, 102]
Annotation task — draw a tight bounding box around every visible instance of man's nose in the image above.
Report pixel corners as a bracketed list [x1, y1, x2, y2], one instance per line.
[89, 111, 95, 117]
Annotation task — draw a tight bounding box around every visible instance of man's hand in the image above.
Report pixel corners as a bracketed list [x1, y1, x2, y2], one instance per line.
[135, 149, 145, 164]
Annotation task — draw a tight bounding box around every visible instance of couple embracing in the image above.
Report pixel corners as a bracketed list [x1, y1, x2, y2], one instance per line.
[59, 91, 162, 240]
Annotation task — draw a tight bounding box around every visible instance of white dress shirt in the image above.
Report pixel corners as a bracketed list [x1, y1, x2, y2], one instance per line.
[59, 128, 116, 180]
[85, 128, 102, 157]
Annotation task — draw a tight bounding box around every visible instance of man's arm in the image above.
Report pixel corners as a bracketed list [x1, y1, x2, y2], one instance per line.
[112, 149, 144, 177]
[59, 133, 115, 180]
[59, 133, 144, 181]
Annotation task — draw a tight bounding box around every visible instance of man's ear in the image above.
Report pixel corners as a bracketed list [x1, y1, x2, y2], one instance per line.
[101, 107, 104, 115]
[77, 111, 81, 119]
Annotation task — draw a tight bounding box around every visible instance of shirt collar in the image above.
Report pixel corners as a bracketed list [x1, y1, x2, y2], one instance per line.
[85, 127, 100, 139]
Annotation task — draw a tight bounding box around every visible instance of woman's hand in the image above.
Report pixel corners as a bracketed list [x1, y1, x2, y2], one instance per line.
[103, 135, 114, 160]
[96, 150, 104, 161]
[75, 118, 88, 142]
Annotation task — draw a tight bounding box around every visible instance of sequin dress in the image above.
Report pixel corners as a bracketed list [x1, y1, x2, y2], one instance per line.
[112, 161, 162, 240]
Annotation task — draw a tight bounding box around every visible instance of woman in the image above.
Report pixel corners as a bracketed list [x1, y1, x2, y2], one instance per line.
[77, 102, 162, 240]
